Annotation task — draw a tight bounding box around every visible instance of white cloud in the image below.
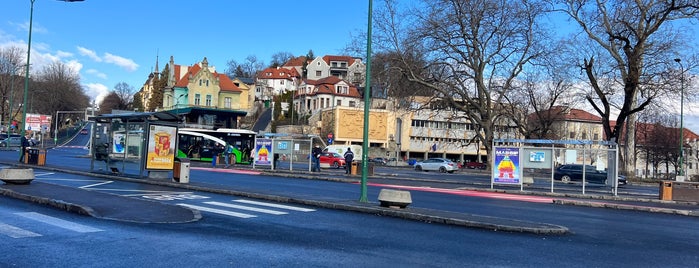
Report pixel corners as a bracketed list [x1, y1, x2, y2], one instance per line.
[103, 53, 138, 72]
[64, 60, 83, 75]
[84, 83, 110, 105]
[11, 21, 47, 35]
[55, 50, 73, 59]
[85, 69, 107, 79]
[77, 46, 101, 62]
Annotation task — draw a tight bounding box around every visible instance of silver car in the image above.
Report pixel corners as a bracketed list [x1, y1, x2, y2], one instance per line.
[414, 158, 459, 173]
[0, 137, 22, 147]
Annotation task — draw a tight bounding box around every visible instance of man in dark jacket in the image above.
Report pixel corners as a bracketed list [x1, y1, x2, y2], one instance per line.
[311, 145, 322, 172]
[343, 148, 354, 174]
[19, 132, 31, 163]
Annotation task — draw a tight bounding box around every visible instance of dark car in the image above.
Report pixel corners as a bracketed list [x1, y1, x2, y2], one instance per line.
[464, 161, 487, 169]
[554, 164, 627, 185]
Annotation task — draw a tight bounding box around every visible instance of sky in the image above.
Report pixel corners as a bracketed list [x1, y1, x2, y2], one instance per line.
[1, 0, 370, 104]
[2, 0, 698, 133]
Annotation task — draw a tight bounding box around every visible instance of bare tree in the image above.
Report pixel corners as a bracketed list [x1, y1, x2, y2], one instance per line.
[555, 0, 699, 177]
[0, 46, 25, 126]
[270, 52, 294, 68]
[32, 61, 88, 115]
[113, 82, 135, 109]
[374, 0, 549, 164]
[225, 55, 265, 79]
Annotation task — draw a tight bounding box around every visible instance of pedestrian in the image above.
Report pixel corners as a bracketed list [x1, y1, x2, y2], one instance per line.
[343, 147, 354, 174]
[224, 143, 233, 168]
[19, 131, 32, 163]
[312, 145, 322, 172]
[212, 143, 224, 168]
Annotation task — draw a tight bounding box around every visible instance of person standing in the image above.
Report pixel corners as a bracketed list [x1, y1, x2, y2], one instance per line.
[224, 143, 233, 168]
[312, 145, 322, 172]
[343, 147, 354, 174]
[19, 132, 31, 163]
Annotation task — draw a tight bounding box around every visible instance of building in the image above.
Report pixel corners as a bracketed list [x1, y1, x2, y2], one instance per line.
[305, 55, 365, 86]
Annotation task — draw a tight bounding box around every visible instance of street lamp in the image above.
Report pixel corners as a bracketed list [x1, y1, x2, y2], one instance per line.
[674, 58, 684, 178]
[21, 0, 85, 151]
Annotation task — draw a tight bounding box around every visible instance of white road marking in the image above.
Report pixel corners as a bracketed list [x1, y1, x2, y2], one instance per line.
[14, 212, 103, 233]
[204, 201, 288, 215]
[177, 204, 257, 218]
[233, 199, 316, 212]
[0, 222, 41, 238]
[79, 181, 114, 188]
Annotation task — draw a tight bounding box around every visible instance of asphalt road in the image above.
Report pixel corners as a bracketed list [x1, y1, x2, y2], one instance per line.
[1, 130, 698, 267]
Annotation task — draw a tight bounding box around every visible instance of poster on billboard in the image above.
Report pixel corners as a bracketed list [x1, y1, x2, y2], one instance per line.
[25, 113, 51, 132]
[145, 124, 177, 170]
[254, 138, 272, 166]
[113, 133, 126, 154]
[492, 147, 522, 185]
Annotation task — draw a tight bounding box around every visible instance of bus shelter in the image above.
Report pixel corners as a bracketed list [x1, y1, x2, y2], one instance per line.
[491, 139, 620, 196]
[253, 133, 320, 172]
[89, 111, 179, 178]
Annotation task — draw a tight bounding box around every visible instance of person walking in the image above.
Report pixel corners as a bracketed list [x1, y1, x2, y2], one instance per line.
[343, 147, 354, 174]
[224, 143, 233, 168]
[312, 145, 322, 172]
[19, 132, 32, 163]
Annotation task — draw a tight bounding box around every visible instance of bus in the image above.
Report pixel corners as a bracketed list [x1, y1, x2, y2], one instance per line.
[177, 128, 256, 164]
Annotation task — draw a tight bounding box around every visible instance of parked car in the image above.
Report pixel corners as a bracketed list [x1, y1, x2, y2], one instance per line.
[0, 137, 22, 147]
[414, 158, 459, 173]
[554, 164, 627, 185]
[464, 161, 487, 169]
[80, 129, 89, 135]
[319, 152, 346, 168]
[371, 157, 387, 165]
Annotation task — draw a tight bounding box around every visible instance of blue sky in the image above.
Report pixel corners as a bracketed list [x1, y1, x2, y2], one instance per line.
[1, 0, 370, 104]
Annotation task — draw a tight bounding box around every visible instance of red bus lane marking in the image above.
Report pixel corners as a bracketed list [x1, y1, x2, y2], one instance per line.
[366, 183, 554, 203]
[191, 167, 262, 175]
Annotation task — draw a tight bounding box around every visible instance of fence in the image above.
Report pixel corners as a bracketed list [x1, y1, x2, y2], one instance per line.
[492, 139, 620, 196]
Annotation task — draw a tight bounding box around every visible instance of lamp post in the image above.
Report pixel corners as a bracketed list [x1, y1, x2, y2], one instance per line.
[21, 0, 85, 151]
[674, 58, 684, 178]
[359, 0, 373, 202]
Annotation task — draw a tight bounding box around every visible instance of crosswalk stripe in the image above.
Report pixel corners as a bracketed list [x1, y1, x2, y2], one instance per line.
[14, 212, 103, 233]
[177, 204, 257, 218]
[233, 199, 316, 212]
[0, 223, 42, 238]
[204, 202, 288, 215]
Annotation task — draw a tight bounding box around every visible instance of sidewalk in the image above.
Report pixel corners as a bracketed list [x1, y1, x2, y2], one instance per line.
[1, 150, 697, 234]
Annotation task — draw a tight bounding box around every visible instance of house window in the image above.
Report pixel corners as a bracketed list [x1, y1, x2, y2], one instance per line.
[336, 99, 341, 106]
[205, 95, 212, 106]
[280, 80, 284, 85]
[569, 132, 575, 139]
[593, 133, 599, 140]
[349, 101, 356, 107]
[316, 71, 322, 76]
[206, 80, 209, 87]
[582, 133, 587, 139]
[194, 94, 201, 105]
[224, 97, 231, 108]
[199, 79, 202, 86]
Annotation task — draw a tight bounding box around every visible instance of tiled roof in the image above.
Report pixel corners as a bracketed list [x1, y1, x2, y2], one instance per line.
[218, 73, 241, 92]
[322, 55, 357, 65]
[283, 56, 309, 67]
[297, 77, 361, 98]
[174, 64, 202, 87]
[259, 67, 299, 80]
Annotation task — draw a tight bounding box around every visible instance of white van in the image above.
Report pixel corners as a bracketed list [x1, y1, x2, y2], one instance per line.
[324, 145, 363, 161]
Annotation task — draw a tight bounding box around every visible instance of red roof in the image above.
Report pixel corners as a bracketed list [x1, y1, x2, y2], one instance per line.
[322, 55, 357, 65]
[283, 56, 309, 67]
[259, 67, 300, 80]
[171, 60, 239, 92]
[297, 77, 361, 98]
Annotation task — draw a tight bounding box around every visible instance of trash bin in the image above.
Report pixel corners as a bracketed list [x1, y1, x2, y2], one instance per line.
[659, 180, 673, 201]
[352, 162, 375, 176]
[37, 149, 46, 166]
[173, 158, 190, 183]
[27, 148, 40, 165]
